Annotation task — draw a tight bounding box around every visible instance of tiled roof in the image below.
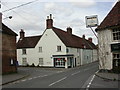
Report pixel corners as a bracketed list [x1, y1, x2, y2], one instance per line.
[2, 23, 18, 36]
[96, 1, 120, 31]
[17, 28, 97, 49]
[17, 35, 41, 49]
[52, 27, 97, 49]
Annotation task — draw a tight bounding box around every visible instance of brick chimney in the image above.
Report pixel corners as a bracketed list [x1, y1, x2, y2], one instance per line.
[67, 27, 72, 35]
[20, 29, 25, 39]
[46, 14, 53, 29]
[88, 37, 92, 42]
[82, 35, 85, 39]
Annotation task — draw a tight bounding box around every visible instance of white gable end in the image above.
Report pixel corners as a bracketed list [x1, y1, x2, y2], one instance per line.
[35, 29, 66, 67]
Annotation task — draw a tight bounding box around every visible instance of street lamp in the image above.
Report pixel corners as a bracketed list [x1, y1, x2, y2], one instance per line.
[3, 16, 12, 20]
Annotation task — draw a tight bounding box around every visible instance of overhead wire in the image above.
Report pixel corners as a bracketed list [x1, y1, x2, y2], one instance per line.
[2, 2, 38, 25]
[2, 0, 39, 13]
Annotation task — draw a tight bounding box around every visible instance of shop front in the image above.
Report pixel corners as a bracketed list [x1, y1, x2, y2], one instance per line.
[52, 54, 74, 68]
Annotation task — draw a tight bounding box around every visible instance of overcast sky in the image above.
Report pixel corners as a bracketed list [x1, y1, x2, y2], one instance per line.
[2, 0, 117, 44]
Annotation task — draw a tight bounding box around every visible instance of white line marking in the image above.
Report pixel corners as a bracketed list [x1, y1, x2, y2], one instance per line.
[49, 77, 67, 87]
[57, 71, 63, 73]
[86, 70, 99, 90]
[28, 78, 33, 80]
[33, 77, 37, 79]
[21, 79, 27, 82]
[71, 71, 81, 76]
[41, 75, 48, 77]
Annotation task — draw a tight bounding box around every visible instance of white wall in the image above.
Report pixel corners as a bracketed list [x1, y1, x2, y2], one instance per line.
[98, 29, 113, 70]
[17, 28, 98, 67]
[17, 48, 40, 66]
[17, 29, 66, 67]
[81, 49, 93, 65]
[67, 47, 81, 66]
[93, 49, 98, 62]
[35, 29, 66, 67]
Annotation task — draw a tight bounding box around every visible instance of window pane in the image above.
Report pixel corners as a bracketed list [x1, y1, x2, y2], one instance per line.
[57, 46, 61, 52]
[39, 47, 42, 52]
[22, 49, 26, 54]
[113, 28, 120, 40]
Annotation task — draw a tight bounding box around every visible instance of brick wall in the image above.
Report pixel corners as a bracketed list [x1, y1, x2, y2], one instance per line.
[2, 33, 17, 74]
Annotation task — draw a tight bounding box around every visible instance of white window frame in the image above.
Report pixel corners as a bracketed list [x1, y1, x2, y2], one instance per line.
[22, 58, 27, 66]
[10, 59, 14, 65]
[113, 53, 120, 67]
[112, 28, 120, 41]
[39, 47, 42, 53]
[57, 46, 61, 52]
[39, 58, 43, 66]
[22, 49, 26, 55]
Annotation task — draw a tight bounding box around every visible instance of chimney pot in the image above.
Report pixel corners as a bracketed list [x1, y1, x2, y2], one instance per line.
[88, 37, 92, 42]
[82, 35, 85, 39]
[67, 27, 72, 35]
[20, 29, 25, 39]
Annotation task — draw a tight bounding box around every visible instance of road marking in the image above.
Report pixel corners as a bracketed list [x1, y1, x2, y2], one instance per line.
[33, 77, 37, 79]
[49, 77, 67, 87]
[71, 71, 81, 76]
[41, 75, 48, 77]
[28, 78, 33, 80]
[21, 79, 27, 82]
[57, 71, 63, 73]
[86, 70, 99, 90]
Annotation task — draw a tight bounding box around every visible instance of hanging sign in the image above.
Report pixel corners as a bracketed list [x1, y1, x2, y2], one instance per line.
[85, 15, 98, 28]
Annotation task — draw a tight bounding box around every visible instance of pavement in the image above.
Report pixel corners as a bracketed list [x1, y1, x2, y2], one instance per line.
[1, 69, 30, 86]
[95, 70, 120, 81]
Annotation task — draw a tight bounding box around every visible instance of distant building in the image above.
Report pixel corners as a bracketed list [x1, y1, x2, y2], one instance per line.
[17, 14, 97, 68]
[96, 1, 120, 73]
[1, 23, 18, 74]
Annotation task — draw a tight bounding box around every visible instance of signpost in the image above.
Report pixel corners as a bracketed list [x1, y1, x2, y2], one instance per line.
[85, 15, 98, 38]
[85, 15, 98, 28]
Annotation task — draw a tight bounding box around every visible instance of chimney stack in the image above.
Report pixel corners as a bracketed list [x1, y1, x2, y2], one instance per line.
[20, 29, 25, 39]
[82, 35, 85, 39]
[88, 37, 92, 42]
[67, 27, 72, 35]
[46, 14, 53, 29]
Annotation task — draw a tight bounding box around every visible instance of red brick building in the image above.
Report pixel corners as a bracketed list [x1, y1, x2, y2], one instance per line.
[1, 23, 18, 74]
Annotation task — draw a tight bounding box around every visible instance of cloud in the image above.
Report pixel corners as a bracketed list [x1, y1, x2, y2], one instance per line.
[68, 0, 96, 8]
[44, 2, 74, 17]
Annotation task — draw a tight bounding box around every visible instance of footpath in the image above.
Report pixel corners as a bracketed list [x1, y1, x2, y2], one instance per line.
[95, 70, 120, 81]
